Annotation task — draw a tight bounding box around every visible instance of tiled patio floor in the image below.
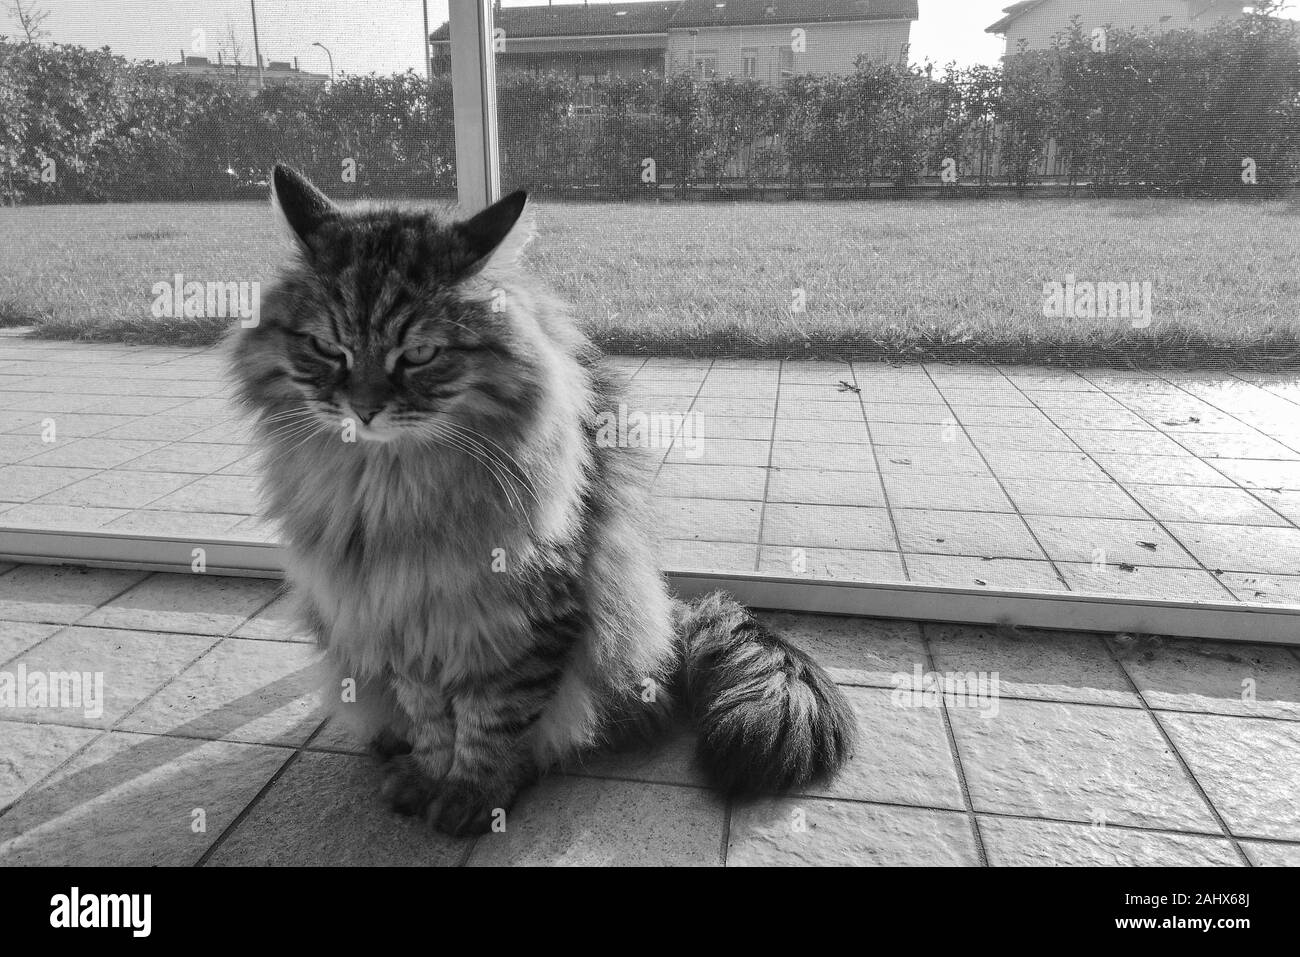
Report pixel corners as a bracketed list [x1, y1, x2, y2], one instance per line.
[6, 339, 1300, 604]
[1, 564, 1297, 866]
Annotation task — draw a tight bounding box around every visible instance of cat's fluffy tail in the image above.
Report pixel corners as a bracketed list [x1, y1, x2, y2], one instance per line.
[673, 592, 856, 794]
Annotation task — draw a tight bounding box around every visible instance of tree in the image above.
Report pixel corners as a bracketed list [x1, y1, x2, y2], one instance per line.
[5, 0, 49, 41]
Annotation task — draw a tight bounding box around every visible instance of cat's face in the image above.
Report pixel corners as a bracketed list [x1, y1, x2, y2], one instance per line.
[232, 165, 541, 445]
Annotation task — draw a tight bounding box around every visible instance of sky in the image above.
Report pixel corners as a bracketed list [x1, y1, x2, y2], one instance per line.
[9, 0, 1014, 75]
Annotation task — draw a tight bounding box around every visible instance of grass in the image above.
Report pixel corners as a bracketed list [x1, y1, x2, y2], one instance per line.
[2, 198, 1299, 367]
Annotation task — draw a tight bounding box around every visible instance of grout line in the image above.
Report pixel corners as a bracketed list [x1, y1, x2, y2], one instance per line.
[751, 359, 785, 573]
[1100, 637, 1253, 866]
[1011, 371, 1240, 601]
[719, 796, 733, 867]
[850, 362, 910, 581]
[193, 718, 327, 866]
[919, 366, 1072, 591]
[918, 621, 989, 866]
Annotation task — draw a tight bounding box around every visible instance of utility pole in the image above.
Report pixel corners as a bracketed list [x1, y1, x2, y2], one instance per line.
[250, 0, 265, 88]
[422, 0, 433, 82]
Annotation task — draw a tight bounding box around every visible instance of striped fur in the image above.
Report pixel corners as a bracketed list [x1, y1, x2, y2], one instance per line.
[227, 165, 853, 835]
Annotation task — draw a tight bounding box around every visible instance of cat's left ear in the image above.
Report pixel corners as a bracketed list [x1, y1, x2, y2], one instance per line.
[456, 190, 533, 269]
[271, 164, 338, 247]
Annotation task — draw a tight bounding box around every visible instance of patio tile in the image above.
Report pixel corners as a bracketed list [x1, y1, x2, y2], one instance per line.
[760, 613, 925, 687]
[121, 638, 322, 747]
[954, 407, 1058, 429]
[0, 464, 97, 501]
[766, 469, 885, 507]
[1167, 523, 1300, 575]
[770, 441, 876, 472]
[664, 438, 768, 467]
[760, 504, 895, 551]
[881, 475, 1012, 511]
[78, 573, 280, 635]
[0, 626, 216, 728]
[0, 731, 290, 866]
[695, 415, 773, 441]
[1113, 638, 1300, 721]
[566, 724, 704, 788]
[1242, 841, 1300, 866]
[101, 509, 248, 536]
[660, 538, 756, 571]
[36, 470, 199, 509]
[1046, 409, 1152, 431]
[652, 497, 760, 543]
[1158, 712, 1300, 841]
[1092, 453, 1236, 487]
[964, 426, 1076, 452]
[1025, 516, 1199, 568]
[978, 816, 1239, 866]
[653, 464, 768, 501]
[861, 402, 952, 424]
[1066, 429, 1188, 456]
[771, 418, 869, 444]
[467, 777, 724, 866]
[949, 698, 1219, 832]
[21, 438, 166, 469]
[876, 447, 991, 477]
[689, 397, 776, 419]
[1175, 432, 1300, 460]
[144, 474, 261, 514]
[796, 686, 965, 809]
[868, 421, 972, 450]
[95, 415, 226, 442]
[757, 545, 906, 581]
[1253, 488, 1300, 524]
[116, 442, 251, 474]
[727, 797, 979, 866]
[206, 751, 467, 865]
[0, 565, 147, 623]
[905, 555, 1065, 591]
[1219, 572, 1300, 605]
[229, 595, 307, 641]
[1126, 484, 1288, 526]
[894, 510, 1043, 560]
[4, 413, 137, 439]
[1059, 563, 1232, 602]
[1207, 458, 1300, 490]
[0, 720, 101, 810]
[0, 503, 128, 530]
[999, 479, 1144, 519]
[981, 450, 1108, 483]
[0, 620, 62, 664]
[769, 399, 866, 421]
[927, 624, 1138, 707]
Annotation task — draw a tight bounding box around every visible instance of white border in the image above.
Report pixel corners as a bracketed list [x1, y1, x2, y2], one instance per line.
[2, 528, 1296, 646]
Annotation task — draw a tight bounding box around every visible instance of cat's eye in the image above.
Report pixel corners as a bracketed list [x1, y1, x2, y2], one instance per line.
[310, 336, 346, 360]
[402, 344, 440, 366]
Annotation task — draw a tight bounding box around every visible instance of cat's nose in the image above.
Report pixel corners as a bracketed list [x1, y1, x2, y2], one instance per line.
[351, 402, 385, 424]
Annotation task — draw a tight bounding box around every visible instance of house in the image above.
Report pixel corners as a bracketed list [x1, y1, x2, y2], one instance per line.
[987, 0, 1252, 56]
[429, 0, 919, 83]
[165, 55, 329, 89]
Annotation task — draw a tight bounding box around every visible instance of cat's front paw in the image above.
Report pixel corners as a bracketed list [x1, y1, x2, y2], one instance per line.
[380, 755, 439, 817]
[426, 779, 514, 837]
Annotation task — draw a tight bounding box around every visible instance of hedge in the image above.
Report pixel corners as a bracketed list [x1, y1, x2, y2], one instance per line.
[2, 8, 1298, 204]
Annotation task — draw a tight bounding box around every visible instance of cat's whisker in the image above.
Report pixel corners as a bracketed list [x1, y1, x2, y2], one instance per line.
[433, 420, 542, 508]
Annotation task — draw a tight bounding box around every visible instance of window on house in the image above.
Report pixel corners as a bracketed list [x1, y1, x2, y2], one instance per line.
[693, 51, 719, 77]
[778, 46, 795, 76]
[742, 47, 759, 78]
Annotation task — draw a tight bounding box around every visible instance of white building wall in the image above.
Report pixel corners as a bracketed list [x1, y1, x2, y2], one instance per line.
[1000, 0, 1247, 54]
[666, 19, 913, 80]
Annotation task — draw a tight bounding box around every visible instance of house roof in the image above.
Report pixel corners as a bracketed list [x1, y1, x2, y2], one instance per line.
[430, 0, 918, 41]
[671, 0, 919, 29]
[430, 3, 680, 41]
[985, 0, 1047, 35]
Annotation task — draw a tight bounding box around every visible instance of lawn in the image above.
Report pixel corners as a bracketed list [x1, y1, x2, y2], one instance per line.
[2, 198, 1299, 367]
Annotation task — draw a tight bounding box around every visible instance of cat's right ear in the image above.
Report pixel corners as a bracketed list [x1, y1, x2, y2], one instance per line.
[271, 164, 337, 246]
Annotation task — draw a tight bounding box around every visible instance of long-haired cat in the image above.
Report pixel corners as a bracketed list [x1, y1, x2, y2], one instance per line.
[228, 165, 854, 836]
